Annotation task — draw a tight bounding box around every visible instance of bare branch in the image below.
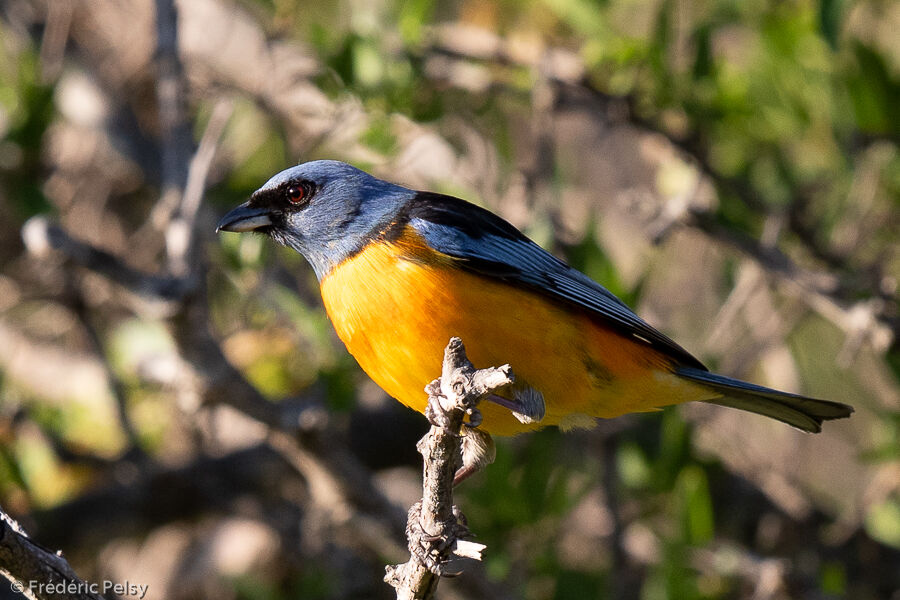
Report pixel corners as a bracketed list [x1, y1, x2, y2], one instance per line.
[385, 337, 512, 600]
[0, 507, 104, 600]
[166, 98, 233, 277]
[152, 0, 193, 250]
[68, 289, 146, 457]
[687, 209, 895, 355]
[21, 217, 193, 305]
[20, 215, 417, 560]
[421, 24, 898, 354]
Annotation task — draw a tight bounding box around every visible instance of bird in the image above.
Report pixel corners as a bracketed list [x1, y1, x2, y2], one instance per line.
[217, 160, 853, 437]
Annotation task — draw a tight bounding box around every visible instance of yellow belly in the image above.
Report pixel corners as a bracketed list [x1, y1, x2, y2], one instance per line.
[319, 228, 713, 435]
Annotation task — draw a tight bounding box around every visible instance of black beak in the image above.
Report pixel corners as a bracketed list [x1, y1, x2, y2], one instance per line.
[216, 202, 273, 233]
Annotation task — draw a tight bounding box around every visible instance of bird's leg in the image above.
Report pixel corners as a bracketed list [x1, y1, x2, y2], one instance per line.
[425, 391, 492, 482]
[486, 386, 545, 424]
[451, 388, 542, 485]
[454, 426, 496, 486]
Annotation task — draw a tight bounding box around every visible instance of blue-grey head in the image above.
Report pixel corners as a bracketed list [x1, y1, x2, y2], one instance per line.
[217, 160, 415, 279]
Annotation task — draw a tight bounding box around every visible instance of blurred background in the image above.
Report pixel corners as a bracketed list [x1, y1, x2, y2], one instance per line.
[0, 0, 898, 598]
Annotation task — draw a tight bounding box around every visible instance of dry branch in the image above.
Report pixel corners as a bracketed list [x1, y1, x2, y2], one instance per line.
[165, 98, 233, 277]
[422, 24, 897, 355]
[19, 217, 516, 599]
[21, 218, 192, 305]
[19, 214, 412, 554]
[385, 337, 511, 600]
[0, 508, 104, 600]
[153, 0, 193, 260]
[14, 0, 421, 583]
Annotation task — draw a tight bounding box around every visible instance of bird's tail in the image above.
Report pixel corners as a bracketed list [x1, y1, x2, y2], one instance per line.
[675, 367, 853, 433]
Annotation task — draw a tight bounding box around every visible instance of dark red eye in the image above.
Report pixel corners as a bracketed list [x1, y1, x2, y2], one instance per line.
[287, 185, 306, 204]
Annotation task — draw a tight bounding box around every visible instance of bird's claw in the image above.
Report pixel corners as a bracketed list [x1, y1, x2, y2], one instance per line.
[486, 389, 545, 424]
[425, 393, 455, 431]
[465, 406, 483, 428]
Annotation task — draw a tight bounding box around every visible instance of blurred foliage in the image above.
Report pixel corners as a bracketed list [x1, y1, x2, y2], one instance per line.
[0, 32, 53, 219]
[1, 0, 899, 599]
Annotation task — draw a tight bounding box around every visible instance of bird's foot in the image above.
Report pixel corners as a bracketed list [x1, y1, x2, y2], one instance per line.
[425, 380, 484, 431]
[406, 501, 471, 576]
[424, 387, 455, 432]
[486, 387, 545, 424]
[455, 426, 496, 486]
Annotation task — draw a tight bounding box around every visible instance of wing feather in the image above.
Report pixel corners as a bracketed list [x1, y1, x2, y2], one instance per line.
[401, 192, 706, 370]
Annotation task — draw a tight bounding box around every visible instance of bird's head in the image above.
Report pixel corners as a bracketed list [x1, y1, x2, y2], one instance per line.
[217, 160, 413, 279]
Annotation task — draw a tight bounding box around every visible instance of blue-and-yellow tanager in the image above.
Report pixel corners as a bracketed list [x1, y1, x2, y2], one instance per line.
[217, 160, 852, 436]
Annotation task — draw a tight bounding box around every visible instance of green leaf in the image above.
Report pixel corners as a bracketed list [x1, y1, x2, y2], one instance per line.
[818, 0, 845, 50]
[397, 0, 435, 44]
[820, 561, 847, 596]
[846, 43, 900, 135]
[865, 500, 900, 549]
[676, 465, 715, 545]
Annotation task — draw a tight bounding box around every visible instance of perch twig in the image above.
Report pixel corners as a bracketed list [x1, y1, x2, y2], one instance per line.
[385, 337, 513, 599]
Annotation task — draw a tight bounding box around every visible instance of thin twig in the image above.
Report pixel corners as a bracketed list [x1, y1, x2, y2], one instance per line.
[385, 337, 512, 600]
[19, 217, 422, 559]
[420, 25, 897, 353]
[68, 288, 147, 458]
[687, 209, 894, 354]
[153, 0, 193, 251]
[21, 218, 192, 305]
[38, 0, 72, 83]
[166, 99, 233, 277]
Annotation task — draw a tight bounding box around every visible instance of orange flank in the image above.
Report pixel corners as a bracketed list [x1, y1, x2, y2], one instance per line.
[320, 226, 719, 436]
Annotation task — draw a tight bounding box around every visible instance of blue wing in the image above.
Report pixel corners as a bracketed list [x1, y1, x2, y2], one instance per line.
[402, 192, 707, 370]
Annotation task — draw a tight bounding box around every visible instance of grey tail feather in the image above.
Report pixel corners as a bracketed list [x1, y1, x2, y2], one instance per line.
[675, 367, 854, 433]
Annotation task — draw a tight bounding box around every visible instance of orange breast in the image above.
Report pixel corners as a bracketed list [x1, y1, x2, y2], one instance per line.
[319, 227, 712, 435]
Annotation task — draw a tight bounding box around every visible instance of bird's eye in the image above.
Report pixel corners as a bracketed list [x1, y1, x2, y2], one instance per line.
[286, 185, 306, 205]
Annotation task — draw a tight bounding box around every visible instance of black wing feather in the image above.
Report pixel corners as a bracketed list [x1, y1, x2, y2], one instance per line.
[399, 192, 707, 370]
